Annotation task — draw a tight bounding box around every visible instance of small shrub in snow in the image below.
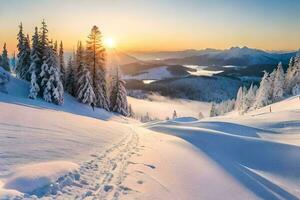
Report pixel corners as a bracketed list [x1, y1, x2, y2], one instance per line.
[292, 84, 300, 95]
[0, 66, 10, 84]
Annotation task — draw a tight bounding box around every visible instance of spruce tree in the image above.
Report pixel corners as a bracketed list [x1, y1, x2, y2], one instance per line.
[40, 46, 64, 105]
[253, 71, 272, 109]
[235, 86, 243, 111]
[1, 43, 10, 72]
[85, 26, 109, 110]
[16, 24, 31, 79]
[65, 56, 76, 96]
[110, 67, 128, 116]
[109, 67, 118, 110]
[76, 67, 95, 104]
[23, 35, 31, 80]
[28, 70, 40, 99]
[291, 56, 300, 89]
[28, 28, 41, 99]
[53, 40, 58, 54]
[243, 84, 255, 112]
[284, 57, 295, 93]
[39, 20, 49, 63]
[75, 41, 84, 93]
[273, 62, 285, 101]
[16, 23, 25, 75]
[59, 41, 66, 85]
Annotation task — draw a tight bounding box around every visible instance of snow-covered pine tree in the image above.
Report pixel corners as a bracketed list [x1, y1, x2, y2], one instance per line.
[40, 60, 51, 101]
[39, 24, 51, 96]
[243, 84, 256, 112]
[39, 20, 49, 63]
[28, 70, 40, 99]
[291, 56, 300, 90]
[40, 46, 64, 105]
[292, 84, 300, 95]
[111, 67, 129, 116]
[53, 41, 58, 54]
[76, 66, 95, 104]
[1, 43, 10, 72]
[23, 35, 32, 80]
[273, 62, 285, 101]
[109, 66, 118, 111]
[253, 71, 272, 109]
[28, 27, 42, 98]
[16, 23, 25, 76]
[85, 26, 109, 110]
[16, 26, 31, 79]
[58, 41, 66, 85]
[65, 56, 76, 96]
[75, 41, 84, 92]
[28, 32, 41, 99]
[284, 57, 295, 94]
[268, 67, 276, 102]
[235, 86, 243, 111]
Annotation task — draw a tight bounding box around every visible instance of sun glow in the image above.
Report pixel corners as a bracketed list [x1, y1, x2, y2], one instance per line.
[104, 37, 116, 49]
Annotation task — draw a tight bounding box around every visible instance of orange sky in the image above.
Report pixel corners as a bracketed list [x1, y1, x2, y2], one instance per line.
[1, 0, 300, 54]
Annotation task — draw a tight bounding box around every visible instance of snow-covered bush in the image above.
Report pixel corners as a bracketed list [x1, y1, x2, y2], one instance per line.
[292, 84, 300, 95]
[0, 66, 10, 84]
[198, 112, 204, 119]
[210, 99, 235, 117]
[0, 66, 10, 94]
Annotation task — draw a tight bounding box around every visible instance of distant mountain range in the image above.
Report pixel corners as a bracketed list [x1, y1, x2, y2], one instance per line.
[122, 47, 297, 77]
[130, 47, 298, 67]
[66, 46, 298, 78]
[163, 47, 296, 67]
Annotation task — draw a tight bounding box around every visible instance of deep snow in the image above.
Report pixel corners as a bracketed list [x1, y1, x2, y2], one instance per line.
[1, 73, 300, 199]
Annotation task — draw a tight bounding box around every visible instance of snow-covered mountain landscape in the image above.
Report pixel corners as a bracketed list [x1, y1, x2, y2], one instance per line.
[1, 67, 300, 199]
[1, 1, 300, 200]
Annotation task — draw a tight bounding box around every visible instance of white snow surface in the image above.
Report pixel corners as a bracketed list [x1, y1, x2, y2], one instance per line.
[127, 94, 211, 120]
[4, 161, 79, 194]
[1, 75, 300, 199]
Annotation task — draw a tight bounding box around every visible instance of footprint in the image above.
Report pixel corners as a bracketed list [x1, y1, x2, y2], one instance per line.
[104, 185, 114, 192]
[137, 180, 143, 184]
[144, 164, 156, 169]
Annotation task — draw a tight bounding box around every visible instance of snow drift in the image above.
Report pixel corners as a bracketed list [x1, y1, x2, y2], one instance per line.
[4, 161, 79, 194]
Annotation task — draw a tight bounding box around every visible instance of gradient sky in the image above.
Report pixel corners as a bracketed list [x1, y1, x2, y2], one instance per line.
[0, 0, 300, 53]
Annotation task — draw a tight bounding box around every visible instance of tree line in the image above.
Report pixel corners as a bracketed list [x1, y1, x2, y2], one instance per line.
[3, 20, 128, 116]
[211, 55, 300, 116]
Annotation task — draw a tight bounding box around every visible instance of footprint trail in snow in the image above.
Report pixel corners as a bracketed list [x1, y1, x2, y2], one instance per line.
[47, 129, 139, 200]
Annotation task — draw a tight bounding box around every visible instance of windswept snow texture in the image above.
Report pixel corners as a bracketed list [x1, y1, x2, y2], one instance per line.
[4, 161, 79, 194]
[146, 96, 300, 199]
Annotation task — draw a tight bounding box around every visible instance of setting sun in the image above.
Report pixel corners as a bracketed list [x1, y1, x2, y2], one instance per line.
[104, 37, 116, 49]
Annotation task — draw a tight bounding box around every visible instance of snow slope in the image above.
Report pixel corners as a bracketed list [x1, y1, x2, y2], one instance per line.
[2, 73, 300, 199]
[145, 96, 300, 199]
[0, 73, 119, 121]
[127, 94, 211, 120]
